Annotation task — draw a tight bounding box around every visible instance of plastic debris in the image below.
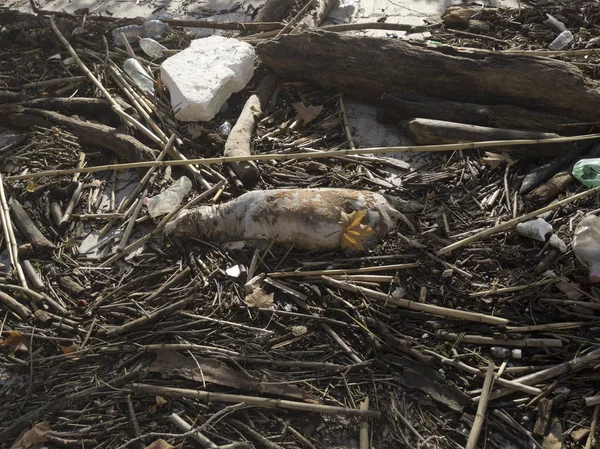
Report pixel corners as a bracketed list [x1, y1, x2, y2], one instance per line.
[573, 214, 600, 283]
[573, 158, 600, 187]
[111, 20, 169, 46]
[548, 30, 573, 50]
[138, 37, 168, 59]
[123, 58, 154, 94]
[146, 176, 192, 218]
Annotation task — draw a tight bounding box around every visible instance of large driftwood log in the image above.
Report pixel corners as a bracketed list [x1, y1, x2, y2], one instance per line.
[404, 118, 565, 156]
[224, 73, 278, 186]
[0, 105, 157, 163]
[256, 31, 600, 121]
[379, 93, 578, 133]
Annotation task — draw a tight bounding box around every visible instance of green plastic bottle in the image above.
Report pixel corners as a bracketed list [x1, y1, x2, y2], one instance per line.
[573, 159, 600, 188]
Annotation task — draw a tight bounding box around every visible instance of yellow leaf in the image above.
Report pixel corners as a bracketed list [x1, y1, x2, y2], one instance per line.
[293, 102, 323, 126]
[25, 181, 42, 193]
[339, 210, 375, 252]
[10, 422, 51, 449]
[542, 432, 562, 449]
[144, 440, 174, 449]
[155, 395, 167, 408]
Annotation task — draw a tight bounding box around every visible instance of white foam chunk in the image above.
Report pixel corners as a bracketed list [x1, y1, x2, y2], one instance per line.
[161, 36, 255, 122]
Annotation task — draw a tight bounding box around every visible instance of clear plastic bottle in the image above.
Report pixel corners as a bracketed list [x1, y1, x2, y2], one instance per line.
[216, 121, 232, 136]
[490, 347, 522, 359]
[573, 158, 600, 187]
[146, 176, 192, 218]
[123, 58, 154, 94]
[573, 214, 600, 283]
[112, 20, 168, 46]
[138, 37, 168, 59]
[548, 30, 573, 50]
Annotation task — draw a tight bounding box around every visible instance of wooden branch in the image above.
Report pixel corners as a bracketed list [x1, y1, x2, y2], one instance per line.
[7, 133, 600, 181]
[404, 118, 563, 157]
[321, 276, 507, 326]
[256, 31, 600, 121]
[293, 0, 338, 31]
[0, 105, 157, 163]
[224, 72, 278, 186]
[437, 183, 600, 256]
[437, 331, 563, 348]
[9, 199, 56, 252]
[466, 362, 495, 449]
[379, 93, 578, 133]
[0, 291, 33, 320]
[130, 384, 380, 418]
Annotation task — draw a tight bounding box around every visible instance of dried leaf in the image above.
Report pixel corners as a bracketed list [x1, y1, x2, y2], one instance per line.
[25, 181, 42, 193]
[339, 210, 375, 252]
[187, 123, 206, 139]
[245, 287, 274, 308]
[543, 432, 562, 449]
[481, 151, 516, 170]
[556, 281, 583, 300]
[293, 102, 323, 126]
[1, 331, 30, 353]
[144, 439, 174, 449]
[10, 422, 51, 449]
[155, 395, 167, 408]
[59, 343, 78, 356]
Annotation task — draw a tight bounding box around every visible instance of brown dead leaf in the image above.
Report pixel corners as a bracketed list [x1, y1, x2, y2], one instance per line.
[542, 432, 562, 449]
[10, 422, 51, 449]
[339, 210, 375, 252]
[144, 439, 173, 449]
[147, 404, 157, 415]
[245, 287, 274, 308]
[155, 395, 167, 408]
[293, 102, 323, 126]
[59, 343, 78, 356]
[187, 123, 206, 139]
[556, 281, 583, 300]
[481, 152, 516, 170]
[1, 331, 30, 353]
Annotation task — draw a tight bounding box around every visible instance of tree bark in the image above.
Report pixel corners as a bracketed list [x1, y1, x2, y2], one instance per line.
[256, 31, 600, 121]
[379, 93, 578, 133]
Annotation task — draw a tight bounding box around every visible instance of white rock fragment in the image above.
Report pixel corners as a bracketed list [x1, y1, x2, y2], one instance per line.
[161, 36, 255, 121]
[516, 218, 553, 242]
[549, 234, 567, 253]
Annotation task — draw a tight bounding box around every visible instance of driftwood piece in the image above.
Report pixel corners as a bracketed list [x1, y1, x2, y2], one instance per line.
[256, 31, 600, 121]
[527, 170, 575, 203]
[19, 97, 128, 123]
[257, 0, 297, 22]
[379, 93, 578, 133]
[294, 0, 338, 31]
[533, 398, 553, 438]
[0, 105, 157, 163]
[0, 91, 24, 104]
[9, 199, 56, 252]
[404, 118, 564, 156]
[224, 73, 278, 186]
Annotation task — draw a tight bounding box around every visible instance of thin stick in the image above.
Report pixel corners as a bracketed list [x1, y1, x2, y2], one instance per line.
[339, 94, 355, 150]
[466, 362, 495, 449]
[168, 413, 217, 448]
[130, 384, 380, 418]
[0, 174, 27, 287]
[438, 183, 600, 256]
[322, 276, 507, 326]
[359, 397, 369, 449]
[585, 405, 600, 449]
[8, 133, 600, 181]
[269, 263, 419, 278]
[436, 331, 563, 348]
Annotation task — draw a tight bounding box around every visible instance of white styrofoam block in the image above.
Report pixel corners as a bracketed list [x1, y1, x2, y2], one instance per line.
[161, 36, 255, 122]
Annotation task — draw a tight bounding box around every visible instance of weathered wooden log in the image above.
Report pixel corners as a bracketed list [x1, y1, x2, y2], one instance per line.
[256, 31, 600, 121]
[0, 105, 157, 163]
[527, 170, 575, 203]
[9, 199, 56, 252]
[403, 118, 565, 156]
[224, 73, 278, 186]
[0, 91, 24, 104]
[379, 93, 578, 133]
[257, 0, 297, 22]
